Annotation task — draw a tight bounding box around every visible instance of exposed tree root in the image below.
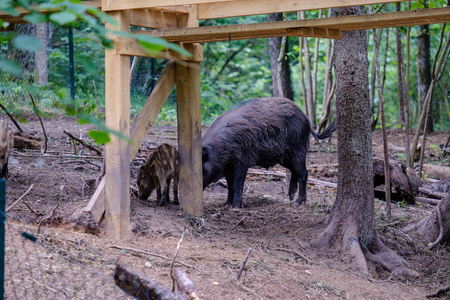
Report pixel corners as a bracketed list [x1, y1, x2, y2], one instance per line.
[312, 219, 419, 279]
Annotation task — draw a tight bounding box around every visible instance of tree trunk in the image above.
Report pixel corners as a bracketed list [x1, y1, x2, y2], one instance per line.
[417, 1, 433, 133]
[395, 5, 406, 127]
[267, 13, 293, 100]
[35, 23, 48, 86]
[299, 11, 314, 125]
[312, 6, 418, 279]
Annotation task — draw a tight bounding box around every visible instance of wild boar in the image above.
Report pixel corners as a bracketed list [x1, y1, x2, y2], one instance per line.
[0, 119, 14, 179]
[202, 97, 336, 208]
[137, 144, 179, 206]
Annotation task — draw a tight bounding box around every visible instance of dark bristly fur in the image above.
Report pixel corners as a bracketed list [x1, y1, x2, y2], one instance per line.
[202, 97, 336, 208]
[137, 144, 179, 206]
[0, 119, 14, 179]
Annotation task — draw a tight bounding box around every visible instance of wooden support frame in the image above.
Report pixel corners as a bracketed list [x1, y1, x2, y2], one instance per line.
[176, 5, 204, 216]
[85, 62, 177, 222]
[104, 10, 131, 240]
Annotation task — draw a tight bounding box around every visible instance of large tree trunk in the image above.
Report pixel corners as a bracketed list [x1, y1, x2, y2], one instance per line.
[396, 4, 406, 127]
[267, 13, 293, 100]
[417, 1, 433, 133]
[312, 6, 418, 279]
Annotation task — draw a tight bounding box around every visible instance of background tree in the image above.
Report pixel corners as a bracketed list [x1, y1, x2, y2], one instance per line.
[267, 13, 293, 100]
[312, 5, 418, 277]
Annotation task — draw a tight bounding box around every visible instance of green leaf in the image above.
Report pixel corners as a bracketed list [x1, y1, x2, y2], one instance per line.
[50, 11, 77, 25]
[76, 56, 97, 75]
[12, 36, 43, 52]
[88, 130, 110, 145]
[0, 58, 22, 75]
[24, 12, 48, 24]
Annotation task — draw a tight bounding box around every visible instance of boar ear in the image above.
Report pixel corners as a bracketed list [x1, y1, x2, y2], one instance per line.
[202, 146, 210, 163]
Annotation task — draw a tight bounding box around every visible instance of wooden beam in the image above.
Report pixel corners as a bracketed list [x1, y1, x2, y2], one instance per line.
[85, 62, 177, 222]
[176, 61, 203, 217]
[116, 37, 204, 61]
[104, 10, 131, 240]
[197, 0, 409, 19]
[143, 7, 450, 43]
[101, 0, 234, 12]
[128, 10, 178, 28]
[176, 6, 204, 217]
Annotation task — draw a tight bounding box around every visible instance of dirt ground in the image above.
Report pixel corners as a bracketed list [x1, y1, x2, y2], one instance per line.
[3, 115, 450, 299]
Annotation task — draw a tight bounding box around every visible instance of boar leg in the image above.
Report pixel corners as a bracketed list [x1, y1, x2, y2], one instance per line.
[294, 161, 308, 205]
[164, 176, 172, 203]
[225, 175, 235, 205]
[173, 173, 179, 204]
[232, 166, 248, 208]
[157, 187, 164, 205]
[288, 171, 298, 201]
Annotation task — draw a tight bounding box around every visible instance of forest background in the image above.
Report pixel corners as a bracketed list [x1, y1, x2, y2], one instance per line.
[1, 1, 449, 135]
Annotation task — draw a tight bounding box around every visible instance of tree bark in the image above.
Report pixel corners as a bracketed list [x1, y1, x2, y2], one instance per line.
[312, 6, 418, 279]
[35, 23, 48, 86]
[267, 13, 293, 100]
[417, 0, 433, 133]
[396, 4, 406, 127]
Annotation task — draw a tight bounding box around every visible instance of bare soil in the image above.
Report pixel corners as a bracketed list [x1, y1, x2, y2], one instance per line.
[3, 116, 450, 299]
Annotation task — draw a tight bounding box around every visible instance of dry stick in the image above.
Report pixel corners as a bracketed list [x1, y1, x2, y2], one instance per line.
[28, 92, 48, 153]
[5, 184, 34, 212]
[371, 17, 392, 219]
[171, 229, 186, 292]
[37, 203, 60, 233]
[110, 245, 197, 270]
[275, 247, 310, 262]
[427, 201, 444, 249]
[414, 197, 440, 206]
[236, 248, 253, 281]
[63, 130, 102, 156]
[0, 102, 24, 133]
[172, 268, 201, 300]
[23, 202, 45, 216]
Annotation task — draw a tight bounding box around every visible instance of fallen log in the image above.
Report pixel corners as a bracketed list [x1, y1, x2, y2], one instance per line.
[13, 134, 41, 150]
[172, 268, 200, 300]
[422, 163, 450, 180]
[114, 264, 186, 300]
[414, 196, 440, 206]
[308, 178, 337, 189]
[418, 187, 448, 199]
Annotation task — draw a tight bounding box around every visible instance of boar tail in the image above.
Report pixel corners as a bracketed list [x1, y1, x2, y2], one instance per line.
[311, 121, 336, 144]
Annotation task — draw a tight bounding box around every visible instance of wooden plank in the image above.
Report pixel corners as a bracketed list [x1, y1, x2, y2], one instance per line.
[86, 62, 177, 222]
[143, 7, 450, 43]
[176, 61, 204, 217]
[104, 10, 131, 240]
[116, 37, 204, 61]
[197, 0, 409, 19]
[128, 10, 178, 29]
[176, 6, 203, 217]
[101, 0, 234, 12]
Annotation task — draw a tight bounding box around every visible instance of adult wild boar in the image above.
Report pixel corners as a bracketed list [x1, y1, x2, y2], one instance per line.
[0, 119, 14, 179]
[202, 97, 336, 208]
[137, 144, 179, 206]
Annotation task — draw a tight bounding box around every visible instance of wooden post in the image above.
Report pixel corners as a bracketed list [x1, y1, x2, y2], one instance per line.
[176, 5, 204, 216]
[105, 11, 131, 239]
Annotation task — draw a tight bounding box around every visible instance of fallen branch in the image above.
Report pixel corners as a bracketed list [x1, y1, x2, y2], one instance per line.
[114, 263, 185, 300]
[237, 248, 253, 281]
[0, 102, 24, 133]
[38, 203, 60, 233]
[171, 229, 186, 292]
[28, 92, 48, 153]
[5, 184, 34, 212]
[418, 187, 448, 199]
[274, 247, 310, 262]
[247, 169, 286, 178]
[415, 197, 440, 206]
[308, 178, 337, 189]
[426, 284, 450, 298]
[23, 202, 45, 216]
[63, 130, 102, 156]
[110, 245, 197, 270]
[172, 268, 201, 300]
